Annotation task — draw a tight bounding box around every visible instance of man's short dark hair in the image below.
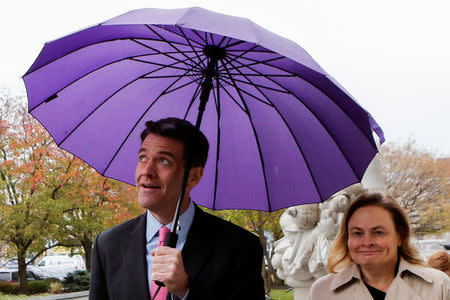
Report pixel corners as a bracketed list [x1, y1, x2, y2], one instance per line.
[140, 118, 209, 168]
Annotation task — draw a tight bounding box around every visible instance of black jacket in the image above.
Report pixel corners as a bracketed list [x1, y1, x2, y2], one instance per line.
[89, 205, 265, 300]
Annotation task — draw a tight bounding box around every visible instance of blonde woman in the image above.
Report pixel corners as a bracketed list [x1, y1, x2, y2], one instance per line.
[310, 192, 449, 300]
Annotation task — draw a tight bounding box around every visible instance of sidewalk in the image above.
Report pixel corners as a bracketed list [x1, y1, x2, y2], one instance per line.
[28, 291, 88, 300]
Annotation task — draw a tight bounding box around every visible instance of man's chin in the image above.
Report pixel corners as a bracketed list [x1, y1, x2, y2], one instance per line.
[137, 195, 159, 210]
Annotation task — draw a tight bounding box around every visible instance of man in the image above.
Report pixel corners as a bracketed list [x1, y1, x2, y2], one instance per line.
[89, 118, 265, 300]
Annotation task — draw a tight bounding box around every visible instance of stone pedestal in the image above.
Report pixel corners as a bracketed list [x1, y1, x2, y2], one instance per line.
[294, 286, 310, 299]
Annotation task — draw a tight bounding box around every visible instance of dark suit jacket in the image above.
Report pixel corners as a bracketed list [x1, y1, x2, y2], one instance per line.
[89, 205, 265, 300]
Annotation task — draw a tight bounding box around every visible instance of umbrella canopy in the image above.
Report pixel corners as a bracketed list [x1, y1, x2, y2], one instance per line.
[23, 7, 384, 212]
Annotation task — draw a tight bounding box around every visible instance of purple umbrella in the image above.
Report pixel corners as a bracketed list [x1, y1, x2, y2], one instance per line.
[23, 7, 384, 214]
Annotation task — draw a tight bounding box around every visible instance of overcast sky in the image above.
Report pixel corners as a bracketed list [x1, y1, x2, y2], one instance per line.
[1, 0, 449, 156]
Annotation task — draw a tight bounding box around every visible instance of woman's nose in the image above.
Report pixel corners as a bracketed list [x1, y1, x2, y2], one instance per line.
[362, 234, 375, 246]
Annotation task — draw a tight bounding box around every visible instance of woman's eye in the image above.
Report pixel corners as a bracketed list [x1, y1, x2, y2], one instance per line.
[375, 231, 384, 236]
[351, 232, 362, 237]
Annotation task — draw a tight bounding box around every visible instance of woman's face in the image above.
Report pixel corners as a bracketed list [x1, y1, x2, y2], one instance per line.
[348, 206, 401, 270]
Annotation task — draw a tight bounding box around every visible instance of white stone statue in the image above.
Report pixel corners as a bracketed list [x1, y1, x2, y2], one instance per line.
[271, 184, 367, 288]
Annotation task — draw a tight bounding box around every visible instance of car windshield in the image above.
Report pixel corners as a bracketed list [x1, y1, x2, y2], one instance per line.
[0, 272, 11, 281]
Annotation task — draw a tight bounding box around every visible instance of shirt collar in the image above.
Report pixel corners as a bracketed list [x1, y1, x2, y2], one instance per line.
[145, 200, 195, 243]
[330, 258, 434, 291]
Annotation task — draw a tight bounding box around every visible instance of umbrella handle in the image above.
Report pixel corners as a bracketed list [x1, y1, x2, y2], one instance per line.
[163, 232, 179, 248]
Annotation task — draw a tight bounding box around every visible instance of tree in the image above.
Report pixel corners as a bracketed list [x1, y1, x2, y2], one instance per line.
[379, 140, 449, 234]
[0, 92, 142, 289]
[0, 93, 74, 290]
[206, 208, 284, 294]
[54, 166, 142, 271]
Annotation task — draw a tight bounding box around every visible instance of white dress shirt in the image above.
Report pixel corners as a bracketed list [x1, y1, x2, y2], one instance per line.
[146, 200, 195, 299]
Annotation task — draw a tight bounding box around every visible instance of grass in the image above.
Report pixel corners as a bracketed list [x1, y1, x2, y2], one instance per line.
[269, 288, 294, 300]
[0, 294, 51, 299]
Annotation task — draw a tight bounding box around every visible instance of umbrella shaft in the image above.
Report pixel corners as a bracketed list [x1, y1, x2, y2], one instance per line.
[196, 57, 218, 129]
[171, 57, 218, 235]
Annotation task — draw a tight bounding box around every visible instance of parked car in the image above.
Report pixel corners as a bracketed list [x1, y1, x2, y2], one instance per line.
[412, 239, 447, 260]
[0, 259, 46, 279]
[36, 255, 86, 280]
[0, 268, 40, 283]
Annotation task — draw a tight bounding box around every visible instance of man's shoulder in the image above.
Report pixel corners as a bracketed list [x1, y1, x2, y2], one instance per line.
[195, 206, 260, 244]
[96, 213, 146, 244]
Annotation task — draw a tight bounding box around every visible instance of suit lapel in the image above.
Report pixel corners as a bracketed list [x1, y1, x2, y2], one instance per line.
[122, 213, 151, 299]
[181, 205, 214, 283]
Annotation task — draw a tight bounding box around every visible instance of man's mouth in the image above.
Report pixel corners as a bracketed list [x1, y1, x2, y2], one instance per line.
[141, 184, 161, 189]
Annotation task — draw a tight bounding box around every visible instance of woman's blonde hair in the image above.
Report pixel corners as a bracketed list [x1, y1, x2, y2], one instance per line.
[427, 250, 450, 275]
[327, 192, 424, 273]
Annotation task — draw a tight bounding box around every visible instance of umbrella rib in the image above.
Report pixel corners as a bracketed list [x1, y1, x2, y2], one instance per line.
[191, 29, 207, 44]
[226, 49, 279, 53]
[220, 44, 259, 70]
[24, 37, 202, 77]
[224, 40, 247, 48]
[224, 58, 291, 98]
[225, 51, 374, 153]
[30, 54, 195, 114]
[219, 77, 274, 107]
[56, 57, 197, 146]
[103, 67, 199, 175]
[182, 80, 203, 120]
[217, 35, 228, 48]
[145, 25, 201, 69]
[232, 59, 362, 186]
[154, 25, 205, 47]
[164, 77, 202, 96]
[225, 53, 293, 75]
[142, 74, 193, 79]
[178, 27, 207, 70]
[224, 76, 288, 94]
[226, 59, 324, 200]
[131, 38, 198, 70]
[221, 59, 272, 211]
[225, 72, 295, 78]
[223, 37, 234, 48]
[131, 53, 206, 77]
[215, 81, 247, 113]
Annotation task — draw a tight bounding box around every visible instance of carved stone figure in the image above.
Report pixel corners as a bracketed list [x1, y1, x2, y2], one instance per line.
[272, 184, 367, 288]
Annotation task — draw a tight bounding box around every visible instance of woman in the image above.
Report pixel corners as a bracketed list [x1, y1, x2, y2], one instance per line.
[310, 192, 449, 300]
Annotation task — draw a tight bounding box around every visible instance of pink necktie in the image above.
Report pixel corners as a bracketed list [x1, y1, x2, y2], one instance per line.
[151, 226, 170, 300]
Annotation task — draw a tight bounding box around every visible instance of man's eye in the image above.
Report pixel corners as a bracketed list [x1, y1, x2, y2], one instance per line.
[138, 155, 146, 162]
[375, 231, 384, 236]
[159, 158, 169, 165]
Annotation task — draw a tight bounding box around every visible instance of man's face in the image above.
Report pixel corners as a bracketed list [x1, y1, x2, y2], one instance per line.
[135, 133, 187, 217]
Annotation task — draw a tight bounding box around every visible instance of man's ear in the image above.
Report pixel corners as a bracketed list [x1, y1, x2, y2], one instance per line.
[188, 166, 204, 188]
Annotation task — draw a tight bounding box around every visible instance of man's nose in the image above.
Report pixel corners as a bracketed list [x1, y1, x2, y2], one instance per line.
[141, 160, 157, 176]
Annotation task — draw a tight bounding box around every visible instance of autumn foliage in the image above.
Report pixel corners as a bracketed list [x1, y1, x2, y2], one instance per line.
[0, 92, 142, 290]
[379, 141, 449, 235]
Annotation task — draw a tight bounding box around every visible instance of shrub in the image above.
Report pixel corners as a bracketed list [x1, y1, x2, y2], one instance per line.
[63, 270, 90, 292]
[27, 280, 48, 294]
[49, 281, 63, 293]
[43, 277, 61, 286]
[0, 281, 14, 294]
[0, 282, 20, 294]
